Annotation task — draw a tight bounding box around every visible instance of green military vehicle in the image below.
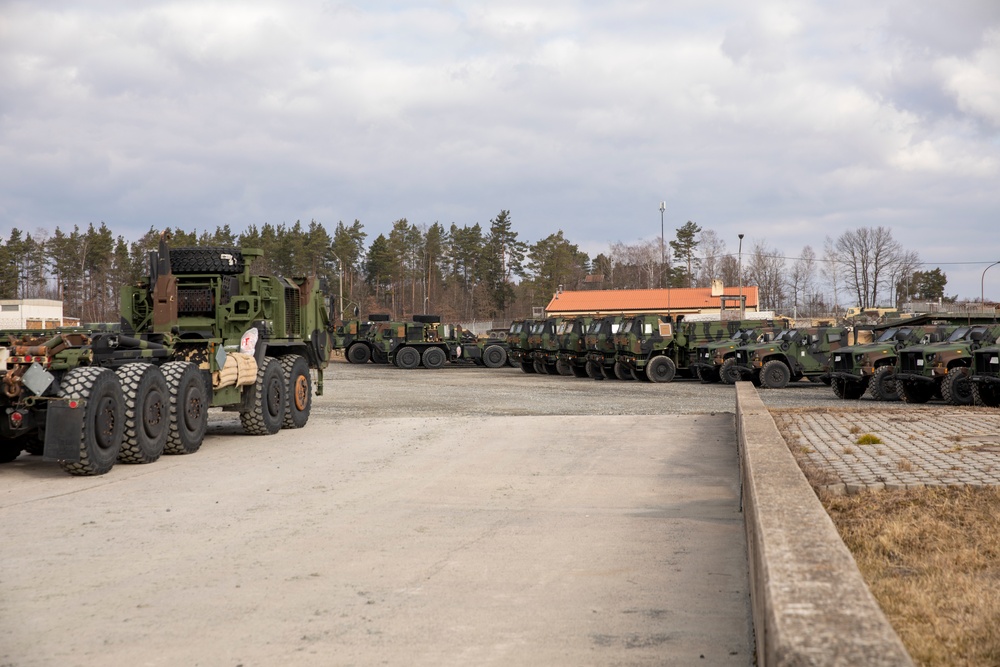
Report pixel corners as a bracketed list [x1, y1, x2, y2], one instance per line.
[338, 314, 391, 363]
[692, 324, 781, 384]
[508, 319, 536, 372]
[894, 324, 1000, 405]
[829, 324, 955, 401]
[0, 235, 334, 475]
[613, 313, 679, 382]
[674, 319, 754, 379]
[970, 343, 1000, 407]
[731, 326, 848, 389]
[555, 316, 594, 378]
[583, 315, 629, 380]
[526, 316, 571, 375]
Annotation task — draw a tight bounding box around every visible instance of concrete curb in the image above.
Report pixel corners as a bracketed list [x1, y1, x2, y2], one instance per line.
[735, 382, 914, 667]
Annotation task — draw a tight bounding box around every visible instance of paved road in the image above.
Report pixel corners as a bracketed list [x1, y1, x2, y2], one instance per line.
[1, 367, 753, 666]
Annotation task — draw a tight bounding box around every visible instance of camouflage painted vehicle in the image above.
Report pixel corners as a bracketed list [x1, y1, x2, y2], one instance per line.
[894, 324, 1000, 405]
[692, 324, 782, 384]
[367, 315, 452, 369]
[1, 235, 334, 475]
[675, 320, 754, 379]
[731, 327, 848, 389]
[337, 314, 391, 364]
[970, 344, 1000, 407]
[583, 315, 628, 379]
[555, 316, 595, 378]
[613, 314, 679, 382]
[829, 324, 955, 401]
[526, 316, 571, 375]
[507, 319, 536, 372]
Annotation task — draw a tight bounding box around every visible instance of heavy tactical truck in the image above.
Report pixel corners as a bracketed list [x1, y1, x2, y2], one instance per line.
[613, 314, 678, 382]
[507, 319, 536, 372]
[970, 343, 1000, 407]
[370, 316, 507, 369]
[338, 314, 391, 363]
[894, 324, 1000, 405]
[731, 327, 848, 389]
[829, 324, 955, 401]
[525, 316, 571, 375]
[555, 316, 594, 378]
[583, 315, 628, 380]
[0, 235, 333, 475]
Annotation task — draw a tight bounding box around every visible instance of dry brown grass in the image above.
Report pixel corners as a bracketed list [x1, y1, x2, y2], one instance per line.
[823, 487, 1000, 667]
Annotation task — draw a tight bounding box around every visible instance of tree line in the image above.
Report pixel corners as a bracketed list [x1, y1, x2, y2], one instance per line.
[0, 212, 949, 324]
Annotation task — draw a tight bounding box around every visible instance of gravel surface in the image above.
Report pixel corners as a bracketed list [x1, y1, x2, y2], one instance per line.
[318, 357, 906, 418]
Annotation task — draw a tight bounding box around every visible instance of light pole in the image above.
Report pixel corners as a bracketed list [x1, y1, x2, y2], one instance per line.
[659, 201, 666, 289]
[982, 260, 1000, 311]
[331, 249, 345, 324]
[738, 233, 745, 319]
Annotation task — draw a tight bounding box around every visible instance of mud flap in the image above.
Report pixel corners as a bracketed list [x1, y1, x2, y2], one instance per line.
[42, 400, 86, 462]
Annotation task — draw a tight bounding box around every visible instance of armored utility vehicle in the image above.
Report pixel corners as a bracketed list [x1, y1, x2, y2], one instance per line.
[731, 327, 848, 389]
[894, 324, 1000, 405]
[970, 344, 1000, 407]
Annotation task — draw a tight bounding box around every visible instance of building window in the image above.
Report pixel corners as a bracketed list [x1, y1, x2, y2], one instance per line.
[1, 304, 19, 312]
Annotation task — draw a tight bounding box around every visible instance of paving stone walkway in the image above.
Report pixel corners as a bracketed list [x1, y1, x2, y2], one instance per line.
[772, 407, 1000, 494]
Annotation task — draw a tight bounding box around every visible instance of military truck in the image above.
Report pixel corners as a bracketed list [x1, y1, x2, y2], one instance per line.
[508, 319, 536, 372]
[894, 324, 1000, 405]
[526, 316, 570, 375]
[829, 324, 955, 401]
[583, 315, 629, 380]
[555, 316, 594, 378]
[674, 319, 752, 379]
[731, 327, 848, 389]
[613, 314, 679, 382]
[692, 324, 781, 384]
[0, 235, 333, 475]
[338, 314, 391, 363]
[970, 344, 1000, 407]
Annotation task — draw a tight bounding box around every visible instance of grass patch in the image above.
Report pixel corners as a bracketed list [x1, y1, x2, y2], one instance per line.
[856, 433, 883, 445]
[823, 487, 1000, 666]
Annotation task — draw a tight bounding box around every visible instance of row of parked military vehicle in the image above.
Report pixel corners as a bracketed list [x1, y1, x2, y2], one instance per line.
[503, 312, 1000, 407]
[333, 314, 513, 369]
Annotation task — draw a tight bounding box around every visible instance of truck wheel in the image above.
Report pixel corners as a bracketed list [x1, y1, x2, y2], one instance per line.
[719, 358, 742, 384]
[396, 346, 421, 369]
[700, 367, 721, 384]
[58, 367, 125, 476]
[555, 359, 574, 376]
[571, 364, 589, 378]
[613, 361, 634, 381]
[162, 361, 209, 453]
[422, 346, 447, 369]
[646, 356, 676, 383]
[1, 442, 22, 463]
[347, 343, 370, 364]
[532, 359, 547, 374]
[115, 363, 169, 464]
[898, 381, 934, 404]
[520, 361, 536, 374]
[869, 366, 899, 401]
[482, 344, 507, 369]
[941, 367, 973, 406]
[372, 347, 388, 364]
[972, 383, 1000, 408]
[279, 355, 311, 429]
[169, 247, 244, 275]
[240, 357, 286, 435]
[760, 360, 791, 389]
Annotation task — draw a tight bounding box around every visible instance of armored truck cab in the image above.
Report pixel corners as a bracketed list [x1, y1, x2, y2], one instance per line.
[970, 345, 1000, 407]
[583, 315, 627, 380]
[732, 327, 847, 389]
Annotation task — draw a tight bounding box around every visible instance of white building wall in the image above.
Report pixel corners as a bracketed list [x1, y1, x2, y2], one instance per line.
[0, 299, 66, 329]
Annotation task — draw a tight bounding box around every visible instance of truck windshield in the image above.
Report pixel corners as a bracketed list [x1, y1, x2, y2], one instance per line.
[875, 328, 898, 342]
[947, 327, 970, 342]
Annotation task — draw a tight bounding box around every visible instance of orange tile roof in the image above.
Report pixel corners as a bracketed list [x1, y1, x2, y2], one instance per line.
[544, 286, 760, 314]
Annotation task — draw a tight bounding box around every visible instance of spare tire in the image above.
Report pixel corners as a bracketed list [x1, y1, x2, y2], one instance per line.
[170, 247, 244, 275]
[412, 314, 441, 324]
[368, 313, 391, 322]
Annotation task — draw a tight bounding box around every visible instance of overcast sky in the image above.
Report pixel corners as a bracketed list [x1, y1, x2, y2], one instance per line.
[2, 1, 1000, 300]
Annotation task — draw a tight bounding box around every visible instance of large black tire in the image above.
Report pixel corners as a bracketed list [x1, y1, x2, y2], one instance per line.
[347, 343, 371, 364]
[520, 360, 536, 374]
[869, 366, 899, 401]
[279, 355, 311, 429]
[532, 359, 547, 374]
[972, 383, 1000, 408]
[372, 347, 388, 364]
[836, 377, 867, 400]
[240, 357, 286, 435]
[115, 363, 169, 464]
[395, 346, 421, 369]
[940, 367, 973, 406]
[645, 356, 676, 383]
[58, 367, 125, 476]
[759, 360, 791, 389]
[412, 314, 441, 324]
[898, 380, 934, 404]
[544, 362, 559, 375]
[162, 361, 209, 454]
[614, 361, 634, 381]
[585, 360, 604, 379]
[555, 359, 574, 376]
[368, 313, 391, 322]
[422, 346, 447, 369]
[571, 364, 590, 378]
[700, 366, 721, 384]
[482, 345, 507, 369]
[719, 358, 742, 384]
[170, 247, 244, 275]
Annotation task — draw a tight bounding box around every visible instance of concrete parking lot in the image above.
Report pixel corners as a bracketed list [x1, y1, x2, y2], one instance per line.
[2, 362, 759, 666]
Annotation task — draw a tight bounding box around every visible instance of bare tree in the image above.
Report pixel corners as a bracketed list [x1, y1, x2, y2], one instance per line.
[696, 229, 727, 287]
[835, 226, 910, 309]
[746, 240, 785, 311]
[786, 245, 816, 318]
[821, 236, 843, 314]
